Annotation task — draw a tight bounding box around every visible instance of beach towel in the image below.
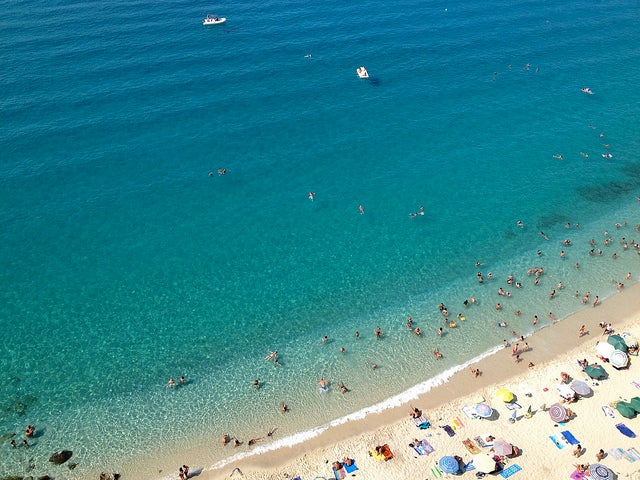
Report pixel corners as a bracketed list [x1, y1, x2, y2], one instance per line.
[505, 403, 521, 410]
[474, 434, 494, 447]
[292, 477, 302, 480]
[561, 430, 580, 445]
[462, 405, 480, 419]
[499, 464, 522, 478]
[369, 449, 385, 461]
[549, 435, 564, 449]
[430, 465, 443, 478]
[453, 416, 465, 428]
[412, 415, 431, 429]
[440, 425, 455, 437]
[616, 423, 637, 438]
[629, 448, 640, 461]
[463, 438, 481, 454]
[344, 461, 358, 474]
[632, 381, 640, 389]
[608, 448, 622, 460]
[618, 448, 637, 462]
[332, 466, 346, 480]
[411, 440, 435, 455]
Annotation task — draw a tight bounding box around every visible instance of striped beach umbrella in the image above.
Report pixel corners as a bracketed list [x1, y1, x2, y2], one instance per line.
[548, 403, 567, 423]
[589, 463, 616, 480]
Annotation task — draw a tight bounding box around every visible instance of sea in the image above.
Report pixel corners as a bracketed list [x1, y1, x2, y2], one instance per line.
[1, 0, 640, 477]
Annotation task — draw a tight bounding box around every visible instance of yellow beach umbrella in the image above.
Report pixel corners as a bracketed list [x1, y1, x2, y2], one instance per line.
[496, 388, 514, 403]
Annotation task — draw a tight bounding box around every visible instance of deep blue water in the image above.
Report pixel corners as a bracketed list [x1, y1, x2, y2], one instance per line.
[1, 0, 640, 477]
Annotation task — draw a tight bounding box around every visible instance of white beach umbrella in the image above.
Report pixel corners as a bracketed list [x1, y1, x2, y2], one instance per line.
[596, 341, 615, 359]
[609, 350, 629, 369]
[471, 453, 497, 474]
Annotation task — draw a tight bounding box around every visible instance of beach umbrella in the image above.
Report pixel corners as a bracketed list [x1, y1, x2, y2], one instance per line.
[570, 470, 586, 480]
[610, 350, 629, 369]
[473, 403, 493, 418]
[492, 439, 513, 456]
[471, 453, 497, 474]
[615, 401, 637, 419]
[596, 341, 615, 359]
[607, 334, 628, 352]
[589, 463, 616, 480]
[621, 332, 638, 348]
[548, 402, 567, 423]
[570, 380, 592, 396]
[438, 455, 460, 474]
[629, 397, 640, 413]
[585, 364, 606, 379]
[496, 388, 514, 403]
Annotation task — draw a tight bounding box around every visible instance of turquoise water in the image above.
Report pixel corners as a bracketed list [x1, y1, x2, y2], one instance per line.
[1, 0, 640, 477]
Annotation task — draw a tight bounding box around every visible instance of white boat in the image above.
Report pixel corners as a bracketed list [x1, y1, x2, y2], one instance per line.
[203, 14, 226, 26]
[356, 66, 369, 79]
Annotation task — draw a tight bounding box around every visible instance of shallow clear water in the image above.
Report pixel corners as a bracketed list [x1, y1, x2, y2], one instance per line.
[1, 0, 640, 477]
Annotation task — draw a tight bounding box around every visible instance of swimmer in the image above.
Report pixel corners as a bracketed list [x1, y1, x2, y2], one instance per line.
[248, 437, 263, 446]
[280, 401, 289, 413]
[553, 154, 563, 160]
[168, 378, 175, 388]
[308, 191, 315, 201]
[433, 348, 443, 359]
[540, 231, 549, 240]
[304, 53, 312, 58]
[265, 351, 278, 362]
[221, 434, 230, 445]
[252, 379, 260, 389]
[517, 220, 524, 227]
[359, 204, 364, 215]
[413, 327, 422, 335]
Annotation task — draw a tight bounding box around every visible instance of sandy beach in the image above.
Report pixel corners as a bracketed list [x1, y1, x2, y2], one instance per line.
[180, 282, 640, 480]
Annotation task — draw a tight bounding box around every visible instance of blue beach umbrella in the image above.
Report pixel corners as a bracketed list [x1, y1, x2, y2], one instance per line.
[473, 403, 493, 418]
[439, 455, 461, 474]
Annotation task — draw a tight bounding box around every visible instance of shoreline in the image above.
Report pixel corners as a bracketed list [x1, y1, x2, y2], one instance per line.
[119, 281, 640, 480]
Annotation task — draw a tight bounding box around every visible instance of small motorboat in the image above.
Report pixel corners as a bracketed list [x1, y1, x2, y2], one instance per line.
[203, 14, 226, 26]
[356, 66, 369, 79]
[581, 87, 593, 94]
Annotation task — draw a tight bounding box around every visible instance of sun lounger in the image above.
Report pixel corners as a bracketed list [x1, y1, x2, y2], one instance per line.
[462, 438, 481, 454]
[629, 448, 640, 461]
[499, 464, 522, 478]
[617, 448, 636, 462]
[560, 430, 580, 445]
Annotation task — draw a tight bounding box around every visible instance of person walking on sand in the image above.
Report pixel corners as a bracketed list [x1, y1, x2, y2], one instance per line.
[578, 325, 586, 337]
[593, 296, 599, 307]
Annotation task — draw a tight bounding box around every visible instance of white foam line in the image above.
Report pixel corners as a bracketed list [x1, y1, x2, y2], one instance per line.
[198, 343, 505, 475]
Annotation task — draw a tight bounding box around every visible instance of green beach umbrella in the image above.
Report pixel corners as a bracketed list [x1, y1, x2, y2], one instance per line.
[607, 334, 628, 352]
[585, 364, 606, 379]
[629, 397, 640, 413]
[615, 401, 637, 419]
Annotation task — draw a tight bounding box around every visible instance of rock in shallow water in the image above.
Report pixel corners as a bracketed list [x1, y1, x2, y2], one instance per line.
[49, 450, 72, 465]
[99, 473, 120, 480]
